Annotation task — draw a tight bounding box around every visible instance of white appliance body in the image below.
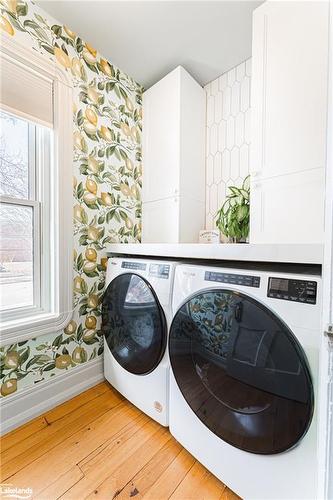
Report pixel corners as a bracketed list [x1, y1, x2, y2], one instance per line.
[103, 258, 177, 426]
[169, 264, 322, 499]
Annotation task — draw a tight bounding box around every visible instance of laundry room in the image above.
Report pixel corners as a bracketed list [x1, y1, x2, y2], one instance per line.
[0, 1, 332, 499]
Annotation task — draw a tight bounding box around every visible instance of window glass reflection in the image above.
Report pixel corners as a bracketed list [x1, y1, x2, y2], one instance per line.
[124, 274, 155, 305]
[102, 273, 166, 375]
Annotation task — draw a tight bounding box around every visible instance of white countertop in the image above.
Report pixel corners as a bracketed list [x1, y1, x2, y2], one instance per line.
[106, 243, 323, 265]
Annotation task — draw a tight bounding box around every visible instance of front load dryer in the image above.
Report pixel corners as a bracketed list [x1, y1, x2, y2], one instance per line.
[102, 257, 176, 426]
[169, 263, 321, 499]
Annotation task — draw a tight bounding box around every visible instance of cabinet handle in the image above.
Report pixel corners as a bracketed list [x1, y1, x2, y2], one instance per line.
[251, 170, 262, 178]
[253, 182, 261, 189]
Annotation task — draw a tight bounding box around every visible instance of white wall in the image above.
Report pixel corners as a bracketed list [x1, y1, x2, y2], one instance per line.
[204, 59, 251, 231]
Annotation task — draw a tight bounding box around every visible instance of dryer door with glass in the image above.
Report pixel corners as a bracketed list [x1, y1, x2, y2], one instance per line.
[102, 273, 167, 375]
[169, 288, 314, 454]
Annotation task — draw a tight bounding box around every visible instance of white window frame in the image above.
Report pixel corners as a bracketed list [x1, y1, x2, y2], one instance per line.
[0, 34, 73, 345]
[0, 119, 48, 319]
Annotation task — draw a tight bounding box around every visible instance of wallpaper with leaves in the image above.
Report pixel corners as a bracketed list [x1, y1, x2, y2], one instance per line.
[0, 0, 142, 397]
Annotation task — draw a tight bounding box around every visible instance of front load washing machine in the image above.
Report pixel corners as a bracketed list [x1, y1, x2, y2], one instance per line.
[169, 263, 321, 499]
[102, 257, 177, 426]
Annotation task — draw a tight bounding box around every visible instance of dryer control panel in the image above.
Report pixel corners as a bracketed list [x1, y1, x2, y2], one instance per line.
[267, 277, 317, 304]
[121, 261, 147, 271]
[204, 271, 261, 288]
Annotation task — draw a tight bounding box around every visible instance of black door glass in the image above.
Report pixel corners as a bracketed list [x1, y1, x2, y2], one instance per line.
[102, 273, 167, 375]
[169, 289, 314, 454]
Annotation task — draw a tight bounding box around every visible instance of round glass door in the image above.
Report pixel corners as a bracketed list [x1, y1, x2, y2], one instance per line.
[169, 289, 314, 454]
[102, 273, 167, 375]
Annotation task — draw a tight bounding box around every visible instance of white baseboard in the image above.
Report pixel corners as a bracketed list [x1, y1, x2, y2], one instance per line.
[0, 358, 104, 435]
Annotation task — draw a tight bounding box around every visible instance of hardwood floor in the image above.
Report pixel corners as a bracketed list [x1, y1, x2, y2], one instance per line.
[1, 382, 239, 499]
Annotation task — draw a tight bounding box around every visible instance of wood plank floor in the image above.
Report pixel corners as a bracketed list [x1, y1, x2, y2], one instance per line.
[1, 381, 240, 500]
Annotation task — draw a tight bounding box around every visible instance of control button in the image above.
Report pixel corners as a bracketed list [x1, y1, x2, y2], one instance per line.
[204, 271, 260, 288]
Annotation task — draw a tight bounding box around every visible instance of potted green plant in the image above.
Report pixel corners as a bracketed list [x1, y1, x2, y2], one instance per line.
[215, 175, 250, 243]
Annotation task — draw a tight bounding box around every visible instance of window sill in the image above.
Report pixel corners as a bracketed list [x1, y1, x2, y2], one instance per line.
[0, 310, 73, 346]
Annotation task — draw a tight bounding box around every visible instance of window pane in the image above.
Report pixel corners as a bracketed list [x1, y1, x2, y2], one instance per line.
[0, 204, 34, 310]
[0, 111, 30, 199]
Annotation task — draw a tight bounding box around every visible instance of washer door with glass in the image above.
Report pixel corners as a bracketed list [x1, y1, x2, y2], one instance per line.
[169, 289, 314, 455]
[102, 273, 167, 375]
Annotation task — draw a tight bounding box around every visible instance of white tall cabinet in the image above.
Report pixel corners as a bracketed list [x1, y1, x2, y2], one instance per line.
[250, 1, 329, 244]
[142, 66, 206, 243]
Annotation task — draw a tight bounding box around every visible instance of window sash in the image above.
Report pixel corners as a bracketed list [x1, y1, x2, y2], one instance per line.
[28, 122, 36, 200]
[0, 197, 41, 320]
[0, 119, 51, 322]
[36, 125, 51, 314]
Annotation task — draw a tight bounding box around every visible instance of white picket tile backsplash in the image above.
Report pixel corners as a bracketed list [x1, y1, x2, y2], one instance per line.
[205, 58, 251, 230]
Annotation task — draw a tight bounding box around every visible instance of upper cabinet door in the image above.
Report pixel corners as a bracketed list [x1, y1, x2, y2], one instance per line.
[251, 1, 329, 180]
[142, 66, 205, 204]
[142, 69, 181, 202]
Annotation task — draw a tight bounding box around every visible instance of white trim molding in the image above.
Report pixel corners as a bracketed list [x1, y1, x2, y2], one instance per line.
[0, 33, 73, 344]
[0, 32, 72, 87]
[106, 242, 324, 265]
[0, 311, 73, 346]
[317, 2, 333, 498]
[0, 358, 104, 435]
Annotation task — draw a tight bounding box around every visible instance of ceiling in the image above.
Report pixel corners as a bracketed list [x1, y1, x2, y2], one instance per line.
[38, 0, 263, 89]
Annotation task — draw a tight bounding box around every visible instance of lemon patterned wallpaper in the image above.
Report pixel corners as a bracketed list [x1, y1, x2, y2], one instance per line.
[0, 0, 142, 396]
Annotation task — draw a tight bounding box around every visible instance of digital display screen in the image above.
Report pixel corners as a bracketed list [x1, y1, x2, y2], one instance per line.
[267, 277, 317, 304]
[149, 264, 170, 279]
[269, 278, 289, 292]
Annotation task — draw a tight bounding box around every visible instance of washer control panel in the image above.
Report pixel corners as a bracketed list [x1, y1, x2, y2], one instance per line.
[204, 271, 261, 288]
[267, 277, 317, 304]
[121, 261, 146, 271]
[149, 264, 170, 279]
